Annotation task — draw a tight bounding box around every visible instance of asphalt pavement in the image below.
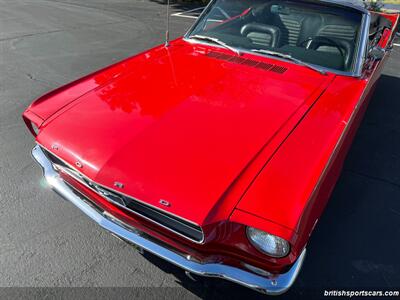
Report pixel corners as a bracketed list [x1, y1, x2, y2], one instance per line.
[0, 1, 400, 299]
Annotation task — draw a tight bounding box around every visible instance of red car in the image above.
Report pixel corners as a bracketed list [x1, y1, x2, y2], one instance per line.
[23, 0, 399, 295]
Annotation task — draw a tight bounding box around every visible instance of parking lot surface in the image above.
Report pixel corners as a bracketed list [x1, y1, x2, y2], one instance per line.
[0, 1, 400, 299]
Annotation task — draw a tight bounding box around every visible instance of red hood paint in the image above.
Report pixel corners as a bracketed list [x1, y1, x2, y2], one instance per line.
[37, 39, 333, 226]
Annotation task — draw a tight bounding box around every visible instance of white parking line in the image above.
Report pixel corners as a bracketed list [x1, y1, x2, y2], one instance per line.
[394, 43, 400, 47]
[171, 7, 205, 19]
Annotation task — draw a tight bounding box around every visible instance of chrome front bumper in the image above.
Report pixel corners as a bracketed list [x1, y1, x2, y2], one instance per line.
[32, 145, 306, 295]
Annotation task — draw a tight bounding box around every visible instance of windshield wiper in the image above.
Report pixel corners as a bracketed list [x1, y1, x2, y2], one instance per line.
[250, 49, 327, 75]
[189, 35, 241, 56]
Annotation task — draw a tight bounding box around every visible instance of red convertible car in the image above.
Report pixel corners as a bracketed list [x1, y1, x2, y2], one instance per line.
[23, 0, 399, 295]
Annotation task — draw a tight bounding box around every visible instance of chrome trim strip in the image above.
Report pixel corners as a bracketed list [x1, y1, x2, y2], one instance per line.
[54, 163, 204, 243]
[183, 0, 370, 78]
[32, 145, 306, 295]
[183, 0, 214, 40]
[37, 143, 205, 244]
[184, 38, 358, 77]
[354, 12, 371, 77]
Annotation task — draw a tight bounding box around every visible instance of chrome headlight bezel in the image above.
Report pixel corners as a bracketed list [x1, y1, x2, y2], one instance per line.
[246, 226, 290, 258]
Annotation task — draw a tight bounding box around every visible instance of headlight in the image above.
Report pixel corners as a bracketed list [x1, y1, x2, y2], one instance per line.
[246, 227, 290, 258]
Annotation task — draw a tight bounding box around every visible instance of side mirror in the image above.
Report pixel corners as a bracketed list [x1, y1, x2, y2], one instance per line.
[369, 46, 385, 61]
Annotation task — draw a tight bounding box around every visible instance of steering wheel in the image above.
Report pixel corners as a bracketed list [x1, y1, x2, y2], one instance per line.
[300, 36, 345, 59]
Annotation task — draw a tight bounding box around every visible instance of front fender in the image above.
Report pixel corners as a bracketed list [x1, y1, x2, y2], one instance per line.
[235, 75, 370, 256]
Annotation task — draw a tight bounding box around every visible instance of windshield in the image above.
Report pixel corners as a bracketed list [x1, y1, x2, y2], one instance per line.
[186, 0, 363, 73]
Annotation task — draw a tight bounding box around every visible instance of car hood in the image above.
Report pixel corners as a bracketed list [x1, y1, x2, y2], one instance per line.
[37, 40, 333, 226]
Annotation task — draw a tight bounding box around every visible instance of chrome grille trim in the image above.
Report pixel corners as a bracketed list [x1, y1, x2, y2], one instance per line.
[32, 144, 307, 295]
[40, 145, 205, 243]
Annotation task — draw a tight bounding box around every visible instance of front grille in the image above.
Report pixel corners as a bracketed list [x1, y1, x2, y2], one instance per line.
[41, 147, 204, 243]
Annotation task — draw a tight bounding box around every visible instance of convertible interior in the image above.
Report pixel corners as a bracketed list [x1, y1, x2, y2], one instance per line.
[189, 0, 368, 72]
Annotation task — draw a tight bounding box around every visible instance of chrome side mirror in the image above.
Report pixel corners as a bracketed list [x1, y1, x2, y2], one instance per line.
[369, 46, 385, 61]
